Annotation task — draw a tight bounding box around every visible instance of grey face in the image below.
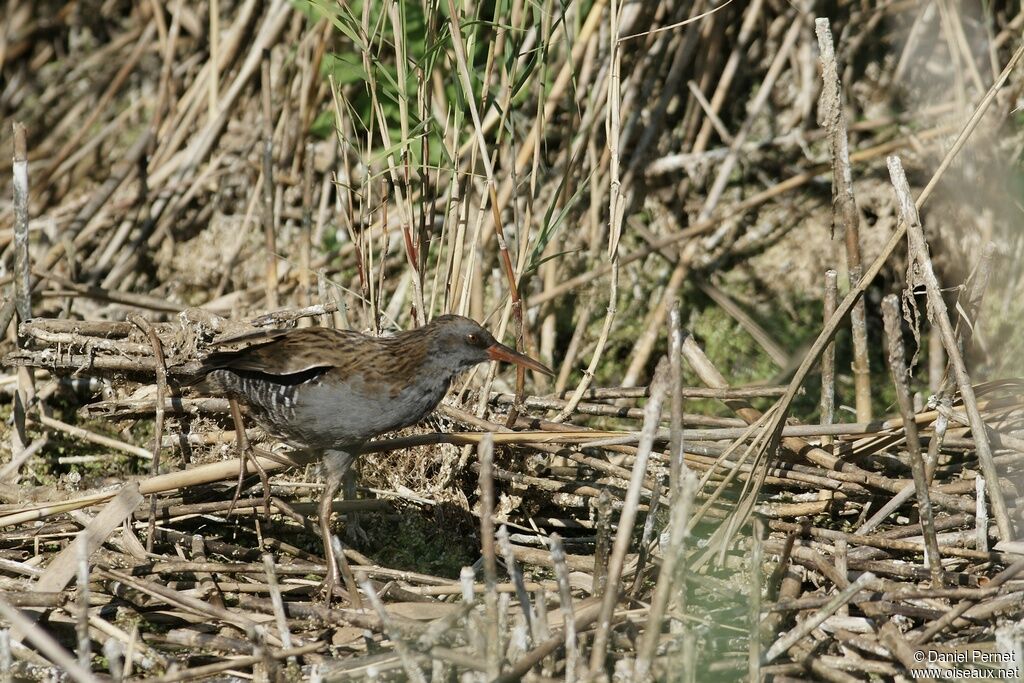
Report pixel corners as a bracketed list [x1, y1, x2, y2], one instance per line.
[428, 315, 554, 378]
[432, 318, 497, 372]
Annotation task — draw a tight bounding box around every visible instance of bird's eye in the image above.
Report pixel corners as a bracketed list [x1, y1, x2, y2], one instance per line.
[467, 333, 479, 345]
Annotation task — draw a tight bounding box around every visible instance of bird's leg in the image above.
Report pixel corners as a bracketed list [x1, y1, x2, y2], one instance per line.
[343, 466, 365, 545]
[227, 398, 272, 516]
[318, 470, 343, 603]
[317, 449, 354, 603]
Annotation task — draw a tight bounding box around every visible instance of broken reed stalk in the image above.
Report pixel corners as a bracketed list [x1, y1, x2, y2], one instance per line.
[96, 565, 275, 645]
[0, 430, 616, 527]
[975, 476, 989, 553]
[633, 470, 698, 681]
[668, 304, 686, 497]
[10, 122, 32, 459]
[820, 269, 838, 449]
[881, 294, 943, 586]
[816, 18, 870, 423]
[886, 156, 1013, 542]
[929, 323, 945, 394]
[102, 638, 123, 683]
[261, 554, 295, 658]
[190, 535, 223, 620]
[748, 516, 764, 682]
[0, 630, 11, 683]
[628, 474, 664, 598]
[358, 578, 428, 683]
[588, 358, 669, 671]
[592, 488, 613, 594]
[76, 540, 90, 672]
[549, 534, 578, 683]
[477, 433, 502, 679]
[496, 525, 535, 646]
[11, 122, 31, 324]
[498, 598, 605, 683]
[528, 587, 549, 674]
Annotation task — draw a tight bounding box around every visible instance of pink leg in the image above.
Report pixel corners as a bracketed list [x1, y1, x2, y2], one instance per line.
[318, 449, 355, 601]
[318, 470, 343, 602]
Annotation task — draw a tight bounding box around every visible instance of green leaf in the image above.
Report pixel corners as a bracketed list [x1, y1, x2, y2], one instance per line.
[309, 109, 336, 139]
[322, 52, 366, 86]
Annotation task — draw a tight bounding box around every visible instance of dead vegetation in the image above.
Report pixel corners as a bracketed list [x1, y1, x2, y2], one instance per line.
[1, 0, 1024, 681]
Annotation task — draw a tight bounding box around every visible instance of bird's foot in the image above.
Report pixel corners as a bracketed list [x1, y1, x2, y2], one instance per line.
[344, 514, 371, 546]
[315, 572, 341, 604]
[315, 537, 345, 605]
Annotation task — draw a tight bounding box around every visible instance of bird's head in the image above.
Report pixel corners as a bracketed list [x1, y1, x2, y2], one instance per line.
[427, 315, 553, 377]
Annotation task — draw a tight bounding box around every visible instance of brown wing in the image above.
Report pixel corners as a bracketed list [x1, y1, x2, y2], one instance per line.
[202, 327, 367, 377]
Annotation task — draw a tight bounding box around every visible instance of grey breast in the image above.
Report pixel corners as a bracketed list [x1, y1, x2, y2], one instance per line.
[288, 371, 452, 448]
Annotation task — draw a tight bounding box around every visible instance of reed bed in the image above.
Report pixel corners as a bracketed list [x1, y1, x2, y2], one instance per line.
[1, 1, 1023, 680]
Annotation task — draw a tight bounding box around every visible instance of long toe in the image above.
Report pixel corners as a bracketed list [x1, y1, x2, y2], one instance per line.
[316, 534, 347, 605]
[226, 460, 249, 518]
[315, 572, 339, 604]
[345, 515, 370, 546]
[251, 453, 272, 515]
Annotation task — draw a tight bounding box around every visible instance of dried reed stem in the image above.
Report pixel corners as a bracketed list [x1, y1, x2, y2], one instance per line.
[887, 156, 1013, 542]
[881, 294, 943, 586]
